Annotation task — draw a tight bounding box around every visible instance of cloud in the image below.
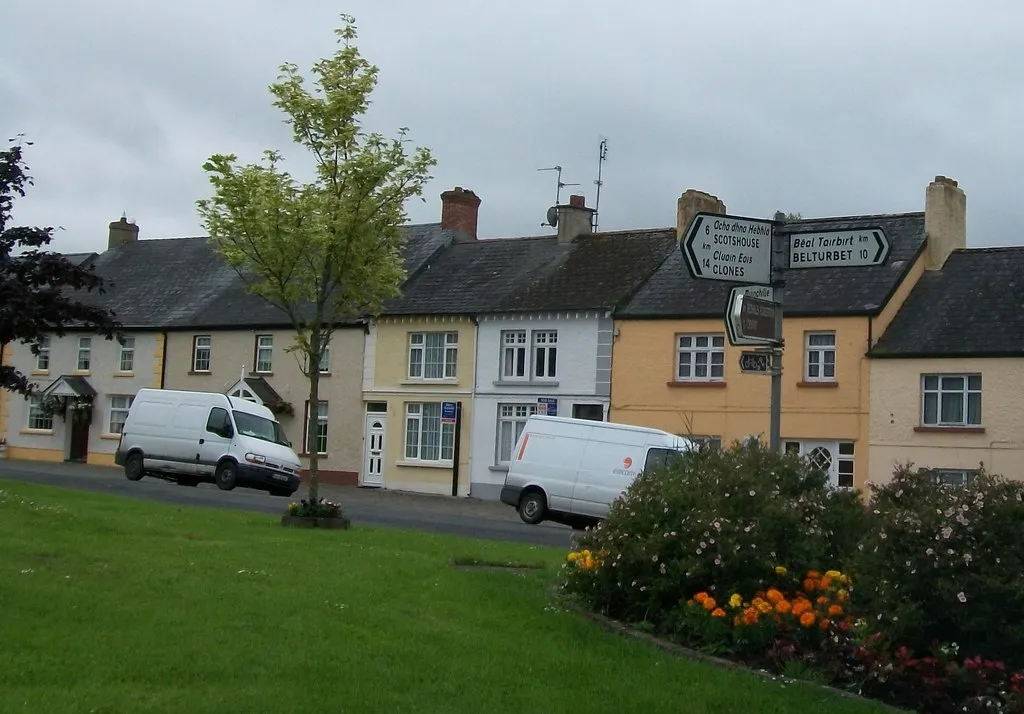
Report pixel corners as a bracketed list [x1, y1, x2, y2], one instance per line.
[2, 0, 1021, 253]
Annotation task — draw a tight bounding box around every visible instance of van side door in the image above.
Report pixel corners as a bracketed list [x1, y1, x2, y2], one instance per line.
[196, 407, 235, 477]
[570, 439, 644, 519]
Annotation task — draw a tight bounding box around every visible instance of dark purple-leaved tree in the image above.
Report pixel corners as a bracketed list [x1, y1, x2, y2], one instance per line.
[0, 138, 121, 396]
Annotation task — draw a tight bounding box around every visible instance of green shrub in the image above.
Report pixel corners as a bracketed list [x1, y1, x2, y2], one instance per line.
[560, 440, 869, 634]
[850, 464, 1024, 668]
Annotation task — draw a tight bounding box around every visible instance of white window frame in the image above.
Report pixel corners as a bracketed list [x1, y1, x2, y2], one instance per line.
[192, 335, 212, 373]
[35, 337, 50, 372]
[318, 343, 331, 374]
[921, 374, 982, 427]
[496, 403, 537, 465]
[532, 331, 558, 379]
[304, 400, 328, 455]
[407, 332, 458, 380]
[27, 396, 53, 431]
[804, 331, 836, 382]
[255, 335, 273, 374]
[118, 337, 135, 373]
[404, 402, 455, 462]
[933, 468, 978, 487]
[500, 330, 529, 380]
[784, 440, 855, 490]
[108, 395, 134, 434]
[675, 333, 725, 382]
[77, 336, 92, 372]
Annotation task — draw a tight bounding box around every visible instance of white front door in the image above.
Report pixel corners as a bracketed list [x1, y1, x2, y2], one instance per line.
[362, 414, 386, 487]
[786, 440, 840, 488]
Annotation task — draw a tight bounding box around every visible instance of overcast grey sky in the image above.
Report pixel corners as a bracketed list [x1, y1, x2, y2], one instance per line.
[2, 0, 1021, 252]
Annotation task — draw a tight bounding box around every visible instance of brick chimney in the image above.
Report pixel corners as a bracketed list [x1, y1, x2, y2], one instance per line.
[556, 194, 596, 244]
[108, 215, 139, 250]
[924, 175, 966, 270]
[440, 187, 481, 241]
[676, 189, 726, 243]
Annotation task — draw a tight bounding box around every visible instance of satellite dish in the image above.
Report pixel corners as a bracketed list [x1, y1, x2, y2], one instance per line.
[545, 206, 559, 227]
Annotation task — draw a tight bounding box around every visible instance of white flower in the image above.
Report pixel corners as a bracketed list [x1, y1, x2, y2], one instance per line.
[957, 591, 968, 603]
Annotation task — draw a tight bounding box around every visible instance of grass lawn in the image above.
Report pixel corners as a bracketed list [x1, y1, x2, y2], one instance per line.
[0, 479, 894, 714]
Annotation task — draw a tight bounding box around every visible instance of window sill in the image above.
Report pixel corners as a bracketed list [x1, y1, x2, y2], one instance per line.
[251, 371, 274, 378]
[100, 433, 122, 441]
[30, 370, 49, 377]
[492, 380, 560, 388]
[914, 426, 985, 434]
[666, 380, 726, 388]
[489, 464, 510, 473]
[72, 370, 91, 377]
[318, 372, 332, 377]
[401, 378, 459, 386]
[797, 381, 838, 389]
[188, 371, 212, 376]
[396, 459, 453, 469]
[113, 371, 134, 378]
[19, 429, 54, 436]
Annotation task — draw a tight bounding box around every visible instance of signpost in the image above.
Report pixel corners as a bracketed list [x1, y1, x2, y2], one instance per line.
[681, 212, 773, 285]
[739, 351, 772, 375]
[680, 210, 894, 454]
[726, 289, 778, 346]
[788, 228, 890, 269]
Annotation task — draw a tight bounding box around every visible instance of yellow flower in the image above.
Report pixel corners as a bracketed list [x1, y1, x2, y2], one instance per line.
[728, 593, 743, 608]
[567, 552, 579, 562]
[837, 589, 849, 602]
[775, 565, 788, 575]
[825, 569, 842, 580]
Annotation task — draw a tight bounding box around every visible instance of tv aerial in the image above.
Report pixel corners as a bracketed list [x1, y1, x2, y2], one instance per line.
[537, 165, 579, 228]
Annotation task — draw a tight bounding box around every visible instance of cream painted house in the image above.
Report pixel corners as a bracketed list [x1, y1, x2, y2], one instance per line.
[869, 241, 1024, 484]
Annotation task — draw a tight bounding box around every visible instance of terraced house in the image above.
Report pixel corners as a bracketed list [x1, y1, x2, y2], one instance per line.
[869, 242, 1024, 484]
[609, 176, 968, 490]
[368, 192, 677, 498]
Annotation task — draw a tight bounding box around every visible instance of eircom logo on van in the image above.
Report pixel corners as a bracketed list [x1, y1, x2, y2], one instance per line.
[612, 455, 639, 478]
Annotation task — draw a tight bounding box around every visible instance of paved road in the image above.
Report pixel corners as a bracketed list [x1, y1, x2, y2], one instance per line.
[0, 459, 574, 548]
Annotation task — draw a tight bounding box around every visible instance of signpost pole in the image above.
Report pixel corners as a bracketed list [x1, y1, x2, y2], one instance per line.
[769, 213, 786, 453]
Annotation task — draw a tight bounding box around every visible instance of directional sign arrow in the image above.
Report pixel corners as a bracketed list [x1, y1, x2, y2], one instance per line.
[725, 288, 778, 347]
[681, 212, 774, 284]
[787, 228, 891, 269]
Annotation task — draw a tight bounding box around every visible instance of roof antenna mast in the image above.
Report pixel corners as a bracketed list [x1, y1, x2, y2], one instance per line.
[537, 165, 580, 228]
[593, 138, 608, 232]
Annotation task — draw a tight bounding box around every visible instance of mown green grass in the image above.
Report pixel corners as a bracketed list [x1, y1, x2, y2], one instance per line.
[0, 479, 892, 713]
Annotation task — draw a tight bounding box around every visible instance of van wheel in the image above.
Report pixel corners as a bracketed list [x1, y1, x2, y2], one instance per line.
[518, 491, 546, 525]
[215, 462, 237, 491]
[124, 453, 144, 481]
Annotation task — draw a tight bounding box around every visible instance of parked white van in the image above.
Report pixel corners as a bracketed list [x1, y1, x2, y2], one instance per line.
[114, 388, 302, 497]
[499, 415, 697, 527]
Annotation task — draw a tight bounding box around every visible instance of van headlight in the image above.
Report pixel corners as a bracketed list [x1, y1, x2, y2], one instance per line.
[245, 453, 266, 465]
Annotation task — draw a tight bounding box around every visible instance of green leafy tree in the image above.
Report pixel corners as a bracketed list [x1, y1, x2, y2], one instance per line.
[196, 15, 436, 503]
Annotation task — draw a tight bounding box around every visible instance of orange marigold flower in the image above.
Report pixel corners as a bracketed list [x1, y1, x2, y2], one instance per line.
[791, 599, 811, 616]
[819, 618, 831, 630]
[816, 595, 830, 606]
[820, 575, 833, 589]
[807, 570, 822, 579]
[694, 592, 709, 603]
[827, 604, 844, 617]
[774, 599, 792, 614]
[711, 607, 726, 618]
[766, 588, 784, 603]
[702, 597, 717, 611]
[799, 611, 816, 628]
[803, 578, 817, 593]
[754, 599, 773, 614]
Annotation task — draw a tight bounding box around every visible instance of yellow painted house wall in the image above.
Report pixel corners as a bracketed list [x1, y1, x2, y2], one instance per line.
[869, 356, 1024, 483]
[363, 316, 475, 496]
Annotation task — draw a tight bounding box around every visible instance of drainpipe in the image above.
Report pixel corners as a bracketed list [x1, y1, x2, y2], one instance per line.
[468, 315, 481, 497]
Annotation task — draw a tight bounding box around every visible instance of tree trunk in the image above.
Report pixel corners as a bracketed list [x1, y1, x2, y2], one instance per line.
[306, 328, 321, 503]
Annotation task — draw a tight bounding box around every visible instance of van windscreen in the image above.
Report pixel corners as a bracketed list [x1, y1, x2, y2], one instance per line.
[232, 411, 289, 446]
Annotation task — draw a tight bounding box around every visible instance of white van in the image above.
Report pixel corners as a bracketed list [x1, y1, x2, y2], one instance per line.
[499, 415, 696, 527]
[114, 388, 302, 497]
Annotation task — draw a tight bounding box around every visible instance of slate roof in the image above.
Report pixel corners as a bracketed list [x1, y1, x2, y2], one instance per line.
[871, 247, 1024, 358]
[40, 374, 97, 398]
[382, 228, 678, 315]
[619, 212, 927, 318]
[74, 223, 455, 330]
[62, 252, 98, 267]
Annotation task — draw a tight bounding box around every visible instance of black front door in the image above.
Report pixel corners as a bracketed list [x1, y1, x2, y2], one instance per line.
[68, 415, 90, 462]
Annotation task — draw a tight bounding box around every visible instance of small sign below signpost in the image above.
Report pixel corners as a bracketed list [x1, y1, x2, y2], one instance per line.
[739, 351, 772, 375]
[725, 286, 776, 346]
[681, 212, 774, 285]
[788, 228, 890, 269]
[727, 292, 778, 345]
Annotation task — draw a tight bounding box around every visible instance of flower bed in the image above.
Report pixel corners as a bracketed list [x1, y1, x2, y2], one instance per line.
[559, 442, 1024, 713]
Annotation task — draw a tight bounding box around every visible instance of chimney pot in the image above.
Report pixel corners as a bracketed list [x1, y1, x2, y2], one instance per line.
[924, 175, 966, 270]
[108, 215, 140, 250]
[569, 194, 586, 208]
[440, 187, 482, 241]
